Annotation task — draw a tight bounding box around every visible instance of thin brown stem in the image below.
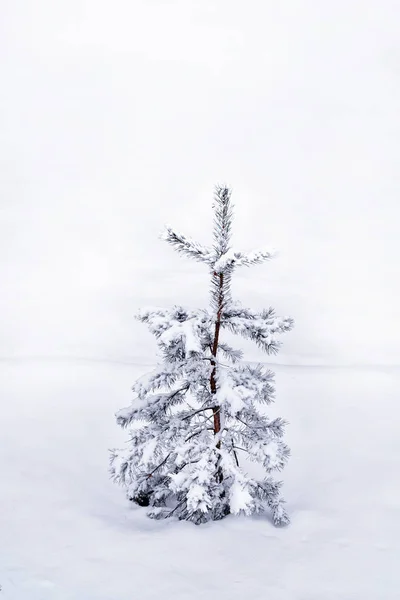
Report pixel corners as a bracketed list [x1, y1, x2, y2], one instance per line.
[210, 272, 224, 440]
[210, 271, 224, 482]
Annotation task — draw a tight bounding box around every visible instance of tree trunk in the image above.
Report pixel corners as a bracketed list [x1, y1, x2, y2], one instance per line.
[210, 272, 224, 481]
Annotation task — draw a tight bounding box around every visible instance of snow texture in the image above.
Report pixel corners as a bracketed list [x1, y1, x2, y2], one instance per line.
[1, 360, 400, 599]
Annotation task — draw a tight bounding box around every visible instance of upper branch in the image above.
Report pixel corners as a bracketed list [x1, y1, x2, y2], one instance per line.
[161, 226, 214, 264]
[213, 186, 234, 257]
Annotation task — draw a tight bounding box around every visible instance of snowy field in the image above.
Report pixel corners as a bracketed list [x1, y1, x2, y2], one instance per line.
[1, 359, 399, 599]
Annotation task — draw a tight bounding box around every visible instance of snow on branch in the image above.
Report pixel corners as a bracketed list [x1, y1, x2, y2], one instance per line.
[213, 186, 233, 256]
[215, 364, 276, 417]
[221, 306, 294, 354]
[133, 363, 185, 398]
[254, 478, 289, 525]
[116, 386, 189, 427]
[213, 248, 276, 274]
[137, 306, 213, 359]
[218, 343, 243, 363]
[161, 226, 214, 264]
[235, 248, 277, 267]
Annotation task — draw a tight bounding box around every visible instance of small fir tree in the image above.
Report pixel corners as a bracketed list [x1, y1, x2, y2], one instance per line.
[110, 186, 294, 525]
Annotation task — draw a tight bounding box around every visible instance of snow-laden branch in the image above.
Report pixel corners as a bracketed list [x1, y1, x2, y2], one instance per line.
[161, 226, 215, 264]
[213, 248, 276, 273]
[116, 385, 190, 427]
[221, 308, 294, 354]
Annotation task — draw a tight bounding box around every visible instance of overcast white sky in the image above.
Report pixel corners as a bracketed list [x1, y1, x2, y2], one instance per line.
[1, 0, 399, 365]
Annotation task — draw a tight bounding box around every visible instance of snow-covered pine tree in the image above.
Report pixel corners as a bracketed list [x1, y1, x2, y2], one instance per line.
[110, 186, 294, 525]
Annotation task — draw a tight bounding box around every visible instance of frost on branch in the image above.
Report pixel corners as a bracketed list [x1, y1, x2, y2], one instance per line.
[161, 227, 214, 265]
[221, 305, 294, 355]
[213, 248, 277, 273]
[110, 185, 294, 525]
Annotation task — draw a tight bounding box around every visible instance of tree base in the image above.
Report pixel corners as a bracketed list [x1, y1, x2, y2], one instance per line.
[129, 492, 151, 507]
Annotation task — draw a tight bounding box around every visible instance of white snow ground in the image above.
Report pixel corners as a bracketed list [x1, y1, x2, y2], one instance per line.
[1, 359, 399, 599]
